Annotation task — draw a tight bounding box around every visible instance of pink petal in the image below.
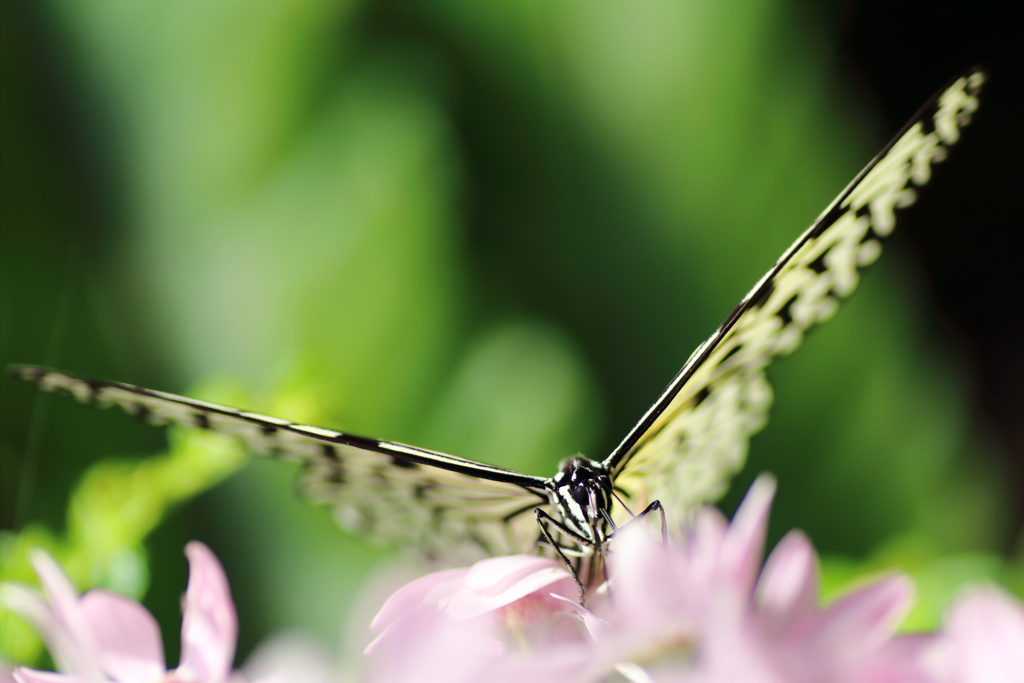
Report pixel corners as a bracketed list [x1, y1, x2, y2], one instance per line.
[611, 508, 731, 638]
[549, 593, 606, 641]
[243, 632, 338, 683]
[610, 526, 683, 630]
[79, 589, 165, 682]
[680, 506, 728, 593]
[3, 551, 102, 678]
[0, 584, 58, 649]
[11, 669, 89, 683]
[719, 475, 776, 594]
[447, 556, 571, 620]
[941, 586, 1024, 683]
[856, 634, 935, 683]
[814, 574, 914, 658]
[461, 555, 564, 594]
[756, 530, 818, 622]
[28, 551, 79, 629]
[364, 603, 504, 683]
[369, 568, 469, 633]
[175, 542, 237, 683]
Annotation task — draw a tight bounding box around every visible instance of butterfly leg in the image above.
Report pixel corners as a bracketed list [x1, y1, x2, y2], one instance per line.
[643, 500, 667, 545]
[534, 508, 597, 549]
[535, 508, 590, 605]
[610, 500, 667, 546]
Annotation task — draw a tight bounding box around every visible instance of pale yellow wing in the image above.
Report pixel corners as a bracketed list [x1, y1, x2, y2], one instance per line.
[606, 70, 986, 520]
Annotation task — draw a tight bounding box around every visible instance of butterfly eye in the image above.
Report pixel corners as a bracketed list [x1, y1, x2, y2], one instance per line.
[572, 484, 589, 506]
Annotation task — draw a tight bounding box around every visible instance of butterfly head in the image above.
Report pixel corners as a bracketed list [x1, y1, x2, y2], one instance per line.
[552, 456, 613, 543]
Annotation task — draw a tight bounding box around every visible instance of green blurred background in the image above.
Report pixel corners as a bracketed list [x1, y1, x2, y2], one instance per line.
[1, 0, 1020, 672]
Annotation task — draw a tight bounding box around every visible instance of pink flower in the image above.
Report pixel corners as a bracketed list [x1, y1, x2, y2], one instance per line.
[589, 476, 919, 682]
[2, 542, 239, 683]
[2, 659, 16, 683]
[925, 585, 1024, 683]
[363, 556, 590, 682]
[364, 475, 968, 683]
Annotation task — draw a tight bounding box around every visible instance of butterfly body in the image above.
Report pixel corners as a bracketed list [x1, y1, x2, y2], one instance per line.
[550, 457, 614, 542]
[7, 70, 986, 601]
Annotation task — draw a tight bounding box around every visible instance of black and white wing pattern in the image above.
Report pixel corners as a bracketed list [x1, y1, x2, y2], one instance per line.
[604, 70, 986, 520]
[7, 365, 550, 560]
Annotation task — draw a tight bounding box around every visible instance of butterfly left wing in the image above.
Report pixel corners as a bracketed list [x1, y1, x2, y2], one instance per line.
[8, 365, 551, 560]
[604, 70, 986, 520]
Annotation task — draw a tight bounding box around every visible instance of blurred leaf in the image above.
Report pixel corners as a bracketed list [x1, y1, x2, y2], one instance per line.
[0, 424, 246, 665]
[417, 320, 603, 474]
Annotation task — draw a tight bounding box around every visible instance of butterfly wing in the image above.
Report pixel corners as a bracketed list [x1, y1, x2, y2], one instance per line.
[604, 70, 986, 518]
[8, 365, 551, 559]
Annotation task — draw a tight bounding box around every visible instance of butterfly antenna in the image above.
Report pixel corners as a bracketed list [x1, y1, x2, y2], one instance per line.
[611, 491, 636, 518]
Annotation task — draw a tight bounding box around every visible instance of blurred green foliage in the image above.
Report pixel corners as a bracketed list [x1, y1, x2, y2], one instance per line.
[1, 0, 1017, 671]
[0, 424, 246, 663]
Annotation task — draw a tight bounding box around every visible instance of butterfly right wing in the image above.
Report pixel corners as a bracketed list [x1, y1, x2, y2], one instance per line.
[604, 70, 986, 519]
[8, 365, 551, 560]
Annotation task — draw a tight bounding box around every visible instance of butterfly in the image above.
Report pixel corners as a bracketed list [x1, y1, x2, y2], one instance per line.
[9, 69, 985, 602]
